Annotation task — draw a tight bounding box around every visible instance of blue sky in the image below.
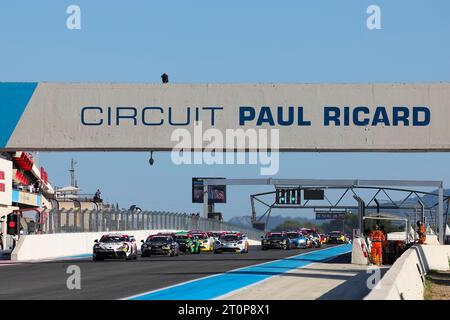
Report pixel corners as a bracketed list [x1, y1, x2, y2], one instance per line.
[2, 1, 450, 219]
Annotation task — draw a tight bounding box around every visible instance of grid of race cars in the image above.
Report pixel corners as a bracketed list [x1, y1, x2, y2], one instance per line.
[92, 229, 351, 261]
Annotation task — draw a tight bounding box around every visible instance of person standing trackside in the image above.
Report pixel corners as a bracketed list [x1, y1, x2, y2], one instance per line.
[370, 224, 385, 266]
[417, 221, 426, 244]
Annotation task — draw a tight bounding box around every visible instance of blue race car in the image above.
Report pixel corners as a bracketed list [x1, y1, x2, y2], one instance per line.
[286, 231, 308, 249]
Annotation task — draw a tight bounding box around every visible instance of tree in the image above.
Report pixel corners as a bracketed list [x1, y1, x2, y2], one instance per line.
[321, 212, 359, 235]
[272, 220, 321, 232]
[363, 218, 399, 233]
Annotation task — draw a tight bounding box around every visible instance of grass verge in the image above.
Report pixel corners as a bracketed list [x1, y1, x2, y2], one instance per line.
[424, 264, 450, 300]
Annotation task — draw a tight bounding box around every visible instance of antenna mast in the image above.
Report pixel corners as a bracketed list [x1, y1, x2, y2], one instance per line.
[69, 158, 78, 188]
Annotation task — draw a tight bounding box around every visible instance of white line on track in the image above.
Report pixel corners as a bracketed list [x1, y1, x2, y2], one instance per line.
[0, 262, 19, 267]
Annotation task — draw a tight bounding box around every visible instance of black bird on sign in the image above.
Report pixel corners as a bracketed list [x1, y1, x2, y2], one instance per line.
[161, 73, 169, 83]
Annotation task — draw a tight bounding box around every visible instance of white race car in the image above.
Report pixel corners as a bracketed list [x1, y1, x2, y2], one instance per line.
[208, 231, 226, 241]
[93, 233, 138, 261]
[213, 232, 249, 254]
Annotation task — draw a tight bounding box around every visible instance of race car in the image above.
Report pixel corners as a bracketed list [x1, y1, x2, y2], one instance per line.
[327, 231, 347, 244]
[301, 228, 322, 248]
[345, 234, 352, 243]
[319, 233, 328, 244]
[300, 228, 315, 237]
[141, 234, 180, 257]
[93, 233, 138, 261]
[213, 232, 249, 254]
[261, 232, 291, 250]
[174, 231, 201, 254]
[286, 231, 308, 249]
[208, 231, 227, 240]
[190, 230, 215, 252]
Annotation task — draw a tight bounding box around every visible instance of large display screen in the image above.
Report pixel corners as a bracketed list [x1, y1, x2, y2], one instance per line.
[192, 177, 226, 204]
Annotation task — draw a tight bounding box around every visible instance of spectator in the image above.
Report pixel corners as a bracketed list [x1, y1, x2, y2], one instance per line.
[28, 220, 36, 234]
[94, 189, 102, 203]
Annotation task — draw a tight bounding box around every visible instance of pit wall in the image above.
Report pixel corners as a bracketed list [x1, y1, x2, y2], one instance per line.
[364, 244, 450, 300]
[351, 238, 370, 265]
[351, 234, 441, 265]
[11, 230, 261, 261]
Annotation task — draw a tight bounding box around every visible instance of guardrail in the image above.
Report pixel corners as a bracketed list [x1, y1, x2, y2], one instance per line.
[36, 209, 264, 240]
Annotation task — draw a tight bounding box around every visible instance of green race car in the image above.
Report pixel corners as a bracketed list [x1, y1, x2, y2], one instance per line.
[174, 231, 201, 254]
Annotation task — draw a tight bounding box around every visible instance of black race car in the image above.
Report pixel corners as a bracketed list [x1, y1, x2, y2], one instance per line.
[327, 231, 347, 244]
[261, 232, 291, 250]
[141, 235, 180, 257]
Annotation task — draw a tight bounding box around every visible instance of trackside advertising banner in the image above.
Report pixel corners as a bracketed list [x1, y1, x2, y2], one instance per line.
[0, 82, 449, 151]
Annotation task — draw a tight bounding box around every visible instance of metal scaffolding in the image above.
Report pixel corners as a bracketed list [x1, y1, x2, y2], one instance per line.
[201, 178, 447, 244]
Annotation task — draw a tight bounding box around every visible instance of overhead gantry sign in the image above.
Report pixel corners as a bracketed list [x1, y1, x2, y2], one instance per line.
[1, 82, 450, 151]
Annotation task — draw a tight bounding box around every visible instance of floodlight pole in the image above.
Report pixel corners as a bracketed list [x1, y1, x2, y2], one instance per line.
[418, 199, 425, 224]
[353, 195, 365, 236]
[203, 182, 209, 219]
[374, 198, 380, 213]
[251, 195, 256, 224]
[444, 199, 449, 243]
[438, 184, 444, 244]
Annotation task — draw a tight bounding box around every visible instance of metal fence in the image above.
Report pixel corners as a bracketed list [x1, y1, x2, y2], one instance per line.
[36, 209, 264, 240]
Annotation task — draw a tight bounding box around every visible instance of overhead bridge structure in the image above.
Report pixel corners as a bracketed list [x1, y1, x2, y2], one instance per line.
[2, 83, 450, 243]
[201, 178, 448, 244]
[1, 82, 450, 152]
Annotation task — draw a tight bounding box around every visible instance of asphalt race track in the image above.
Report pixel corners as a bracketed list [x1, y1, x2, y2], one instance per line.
[0, 245, 341, 300]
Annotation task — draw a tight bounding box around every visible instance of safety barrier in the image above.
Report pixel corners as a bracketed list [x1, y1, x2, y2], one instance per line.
[425, 235, 440, 245]
[11, 229, 172, 261]
[364, 244, 450, 300]
[351, 238, 370, 265]
[11, 229, 262, 261]
[31, 209, 264, 241]
[11, 209, 264, 261]
[351, 230, 420, 265]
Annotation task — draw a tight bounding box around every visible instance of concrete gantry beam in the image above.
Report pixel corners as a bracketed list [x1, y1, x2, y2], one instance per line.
[4, 83, 450, 152]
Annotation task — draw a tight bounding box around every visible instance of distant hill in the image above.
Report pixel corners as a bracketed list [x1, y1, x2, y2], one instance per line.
[228, 215, 318, 231]
[412, 189, 450, 208]
[377, 188, 450, 213]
